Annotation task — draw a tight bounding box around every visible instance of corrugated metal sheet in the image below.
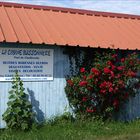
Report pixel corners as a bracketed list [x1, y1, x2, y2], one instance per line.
[115, 93, 140, 121]
[0, 44, 70, 128]
[1, 44, 140, 128]
[0, 2, 140, 49]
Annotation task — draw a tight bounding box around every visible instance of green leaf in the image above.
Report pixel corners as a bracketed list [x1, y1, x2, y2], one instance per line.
[15, 107, 21, 113]
[2, 71, 35, 131]
[7, 101, 13, 106]
[9, 94, 16, 99]
[21, 123, 28, 130]
[9, 90, 15, 95]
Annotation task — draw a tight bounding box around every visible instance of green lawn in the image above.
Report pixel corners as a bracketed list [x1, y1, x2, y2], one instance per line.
[1, 119, 140, 140]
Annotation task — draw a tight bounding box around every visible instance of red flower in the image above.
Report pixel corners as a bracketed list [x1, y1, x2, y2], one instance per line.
[131, 72, 136, 77]
[94, 78, 98, 84]
[86, 107, 96, 113]
[121, 58, 125, 62]
[116, 74, 121, 78]
[114, 87, 118, 94]
[100, 81, 107, 88]
[108, 82, 113, 87]
[79, 81, 87, 86]
[112, 54, 117, 59]
[113, 99, 119, 108]
[87, 86, 93, 91]
[67, 80, 73, 86]
[80, 67, 85, 73]
[110, 71, 115, 78]
[104, 67, 111, 74]
[88, 75, 93, 79]
[100, 89, 106, 94]
[127, 71, 136, 77]
[118, 80, 125, 88]
[111, 65, 116, 70]
[107, 61, 112, 66]
[109, 87, 113, 93]
[100, 81, 113, 91]
[117, 66, 125, 71]
[83, 75, 87, 80]
[82, 97, 87, 102]
[130, 61, 134, 65]
[91, 68, 100, 76]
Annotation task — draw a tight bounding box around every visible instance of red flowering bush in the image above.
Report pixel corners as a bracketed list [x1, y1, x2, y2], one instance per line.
[65, 52, 140, 119]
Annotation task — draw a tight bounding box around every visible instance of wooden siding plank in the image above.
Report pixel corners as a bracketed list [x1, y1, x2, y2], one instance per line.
[0, 45, 69, 128]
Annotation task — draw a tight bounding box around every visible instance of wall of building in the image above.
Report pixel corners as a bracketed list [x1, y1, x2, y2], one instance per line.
[0, 43, 140, 128]
[0, 43, 70, 128]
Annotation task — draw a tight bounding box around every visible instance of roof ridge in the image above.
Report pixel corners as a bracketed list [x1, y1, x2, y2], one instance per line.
[0, 1, 140, 20]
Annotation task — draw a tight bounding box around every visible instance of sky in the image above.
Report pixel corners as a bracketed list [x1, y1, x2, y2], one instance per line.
[1, 0, 140, 15]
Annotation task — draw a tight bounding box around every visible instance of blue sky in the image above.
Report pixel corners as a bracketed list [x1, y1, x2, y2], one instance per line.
[1, 0, 140, 15]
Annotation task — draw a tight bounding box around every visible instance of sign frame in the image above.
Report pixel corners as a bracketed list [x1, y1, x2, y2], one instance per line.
[0, 47, 54, 81]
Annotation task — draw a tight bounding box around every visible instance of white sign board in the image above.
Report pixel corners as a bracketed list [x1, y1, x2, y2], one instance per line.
[0, 47, 53, 81]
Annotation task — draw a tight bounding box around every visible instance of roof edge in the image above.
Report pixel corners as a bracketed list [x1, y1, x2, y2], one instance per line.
[0, 1, 140, 19]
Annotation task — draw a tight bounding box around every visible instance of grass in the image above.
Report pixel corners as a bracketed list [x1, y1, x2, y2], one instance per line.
[1, 119, 140, 140]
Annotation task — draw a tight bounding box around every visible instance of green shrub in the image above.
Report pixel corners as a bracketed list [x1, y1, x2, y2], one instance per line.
[65, 52, 140, 119]
[2, 72, 35, 131]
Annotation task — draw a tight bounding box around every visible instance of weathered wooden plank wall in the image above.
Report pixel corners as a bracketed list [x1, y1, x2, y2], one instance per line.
[0, 43, 140, 128]
[0, 43, 70, 128]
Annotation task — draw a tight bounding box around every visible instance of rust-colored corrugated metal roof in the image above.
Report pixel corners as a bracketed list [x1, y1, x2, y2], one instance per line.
[0, 2, 140, 50]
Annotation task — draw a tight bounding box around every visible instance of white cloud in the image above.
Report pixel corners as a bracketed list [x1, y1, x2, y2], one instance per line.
[0, 0, 140, 15]
[72, 0, 140, 15]
[0, 0, 66, 6]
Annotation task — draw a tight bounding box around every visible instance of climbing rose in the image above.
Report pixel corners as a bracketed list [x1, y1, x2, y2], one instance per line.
[104, 67, 111, 74]
[109, 87, 113, 92]
[111, 65, 116, 70]
[100, 82, 107, 88]
[79, 81, 87, 86]
[117, 66, 125, 71]
[100, 81, 113, 89]
[111, 71, 115, 78]
[116, 74, 121, 78]
[112, 54, 117, 58]
[86, 107, 96, 113]
[80, 67, 85, 73]
[107, 61, 112, 66]
[91, 68, 100, 76]
[82, 97, 87, 102]
[87, 86, 93, 91]
[67, 80, 73, 86]
[100, 89, 106, 94]
[113, 99, 119, 108]
[121, 58, 125, 62]
[83, 75, 87, 80]
[65, 51, 140, 119]
[127, 71, 136, 77]
[88, 75, 93, 79]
